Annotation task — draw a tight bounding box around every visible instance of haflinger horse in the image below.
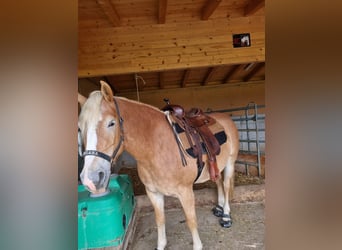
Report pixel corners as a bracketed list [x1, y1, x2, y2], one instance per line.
[78, 81, 239, 250]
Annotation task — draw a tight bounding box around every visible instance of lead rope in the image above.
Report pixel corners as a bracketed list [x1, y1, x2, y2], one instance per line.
[78, 127, 83, 156]
[134, 73, 146, 102]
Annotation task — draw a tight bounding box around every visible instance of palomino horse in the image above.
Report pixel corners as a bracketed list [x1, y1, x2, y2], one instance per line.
[78, 81, 239, 250]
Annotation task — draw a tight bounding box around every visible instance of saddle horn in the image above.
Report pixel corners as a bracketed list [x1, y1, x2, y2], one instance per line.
[163, 98, 170, 105]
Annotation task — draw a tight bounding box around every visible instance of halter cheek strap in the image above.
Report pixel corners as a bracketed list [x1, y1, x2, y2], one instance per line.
[82, 97, 124, 164]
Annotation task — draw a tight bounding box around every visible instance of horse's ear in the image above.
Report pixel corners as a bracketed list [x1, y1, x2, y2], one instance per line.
[100, 80, 114, 103]
[78, 93, 87, 107]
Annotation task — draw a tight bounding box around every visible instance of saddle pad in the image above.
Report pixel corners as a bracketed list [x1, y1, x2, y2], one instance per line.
[172, 118, 227, 158]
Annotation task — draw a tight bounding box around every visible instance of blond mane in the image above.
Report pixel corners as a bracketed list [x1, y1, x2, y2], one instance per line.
[78, 91, 103, 136]
[79, 91, 164, 134]
[115, 96, 164, 114]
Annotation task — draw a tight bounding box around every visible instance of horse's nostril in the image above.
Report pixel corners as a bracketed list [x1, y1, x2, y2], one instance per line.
[99, 171, 104, 178]
[98, 171, 105, 184]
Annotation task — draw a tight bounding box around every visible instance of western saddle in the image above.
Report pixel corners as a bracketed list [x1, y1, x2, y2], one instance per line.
[162, 103, 221, 181]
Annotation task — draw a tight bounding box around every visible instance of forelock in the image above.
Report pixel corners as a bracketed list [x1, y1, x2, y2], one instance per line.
[78, 91, 103, 134]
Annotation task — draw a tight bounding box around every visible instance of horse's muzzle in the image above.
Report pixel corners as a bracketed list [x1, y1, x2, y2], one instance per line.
[80, 167, 110, 194]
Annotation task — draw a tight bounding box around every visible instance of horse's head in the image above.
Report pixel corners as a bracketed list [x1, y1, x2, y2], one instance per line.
[78, 81, 124, 194]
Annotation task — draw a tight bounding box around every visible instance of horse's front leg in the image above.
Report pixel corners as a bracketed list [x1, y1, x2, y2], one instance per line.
[145, 189, 167, 250]
[178, 187, 203, 250]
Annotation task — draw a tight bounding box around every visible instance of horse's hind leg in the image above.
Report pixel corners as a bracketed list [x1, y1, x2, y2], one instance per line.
[212, 176, 225, 217]
[178, 187, 203, 250]
[213, 157, 235, 228]
[145, 189, 167, 250]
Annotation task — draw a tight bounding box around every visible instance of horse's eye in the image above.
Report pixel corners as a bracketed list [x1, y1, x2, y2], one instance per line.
[108, 120, 115, 128]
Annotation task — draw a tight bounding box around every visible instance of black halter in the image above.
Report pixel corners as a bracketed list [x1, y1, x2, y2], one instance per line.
[81, 97, 124, 164]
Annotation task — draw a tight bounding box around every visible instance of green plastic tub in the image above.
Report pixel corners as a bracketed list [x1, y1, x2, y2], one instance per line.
[78, 174, 135, 249]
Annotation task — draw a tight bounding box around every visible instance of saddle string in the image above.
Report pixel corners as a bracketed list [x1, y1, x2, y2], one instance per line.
[164, 111, 187, 166]
[164, 111, 205, 182]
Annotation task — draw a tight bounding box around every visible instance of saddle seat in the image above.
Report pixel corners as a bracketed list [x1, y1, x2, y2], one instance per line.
[162, 104, 221, 181]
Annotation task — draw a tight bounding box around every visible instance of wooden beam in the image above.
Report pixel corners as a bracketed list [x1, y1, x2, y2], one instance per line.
[96, 0, 121, 26]
[86, 77, 101, 87]
[244, 0, 265, 16]
[159, 72, 165, 89]
[243, 62, 265, 81]
[158, 0, 168, 24]
[104, 76, 119, 93]
[181, 69, 191, 88]
[222, 64, 244, 83]
[202, 67, 217, 85]
[201, 0, 222, 20]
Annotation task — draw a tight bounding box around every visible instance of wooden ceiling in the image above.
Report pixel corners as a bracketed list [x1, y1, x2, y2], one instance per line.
[79, 0, 265, 94]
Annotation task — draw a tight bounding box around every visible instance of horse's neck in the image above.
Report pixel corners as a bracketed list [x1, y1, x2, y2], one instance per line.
[118, 98, 165, 160]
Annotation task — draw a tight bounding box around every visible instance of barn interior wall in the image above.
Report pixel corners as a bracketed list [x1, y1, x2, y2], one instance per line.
[78, 79, 264, 113]
[79, 16, 265, 77]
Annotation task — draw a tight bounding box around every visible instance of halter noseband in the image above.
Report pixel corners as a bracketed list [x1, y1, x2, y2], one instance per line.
[81, 97, 124, 164]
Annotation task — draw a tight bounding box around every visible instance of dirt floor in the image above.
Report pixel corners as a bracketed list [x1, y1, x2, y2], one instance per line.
[125, 185, 265, 250]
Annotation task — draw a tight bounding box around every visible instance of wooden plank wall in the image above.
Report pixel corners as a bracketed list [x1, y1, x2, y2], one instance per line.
[79, 16, 265, 77]
[79, 78, 265, 113]
[122, 81, 265, 112]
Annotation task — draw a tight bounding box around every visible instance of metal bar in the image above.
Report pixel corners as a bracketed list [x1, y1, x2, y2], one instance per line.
[235, 160, 259, 167]
[232, 115, 265, 122]
[244, 102, 261, 177]
[245, 104, 251, 175]
[238, 128, 265, 132]
[208, 104, 265, 113]
[239, 150, 265, 155]
[209, 102, 266, 177]
[254, 103, 262, 177]
[239, 139, 265, 143]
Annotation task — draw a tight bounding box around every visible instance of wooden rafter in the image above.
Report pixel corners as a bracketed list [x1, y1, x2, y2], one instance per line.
[181, 69, 191, 88]
[202, 67, 217, 85]
[86, 77, 101, 87]
[222, 64, 243, 83]
[243, 62, 265, 81]
[105, 76, 119, 93]
[159, 72, 165, 89]
[158, 0, 168, 24]
[96, 0, 121, 26]
[201, 0, 222, 20]
[244, 0, 265, 16]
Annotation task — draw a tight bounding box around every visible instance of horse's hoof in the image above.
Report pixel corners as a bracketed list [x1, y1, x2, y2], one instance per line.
[212, 204, 224, 217]
[219, 214, 232, 228]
